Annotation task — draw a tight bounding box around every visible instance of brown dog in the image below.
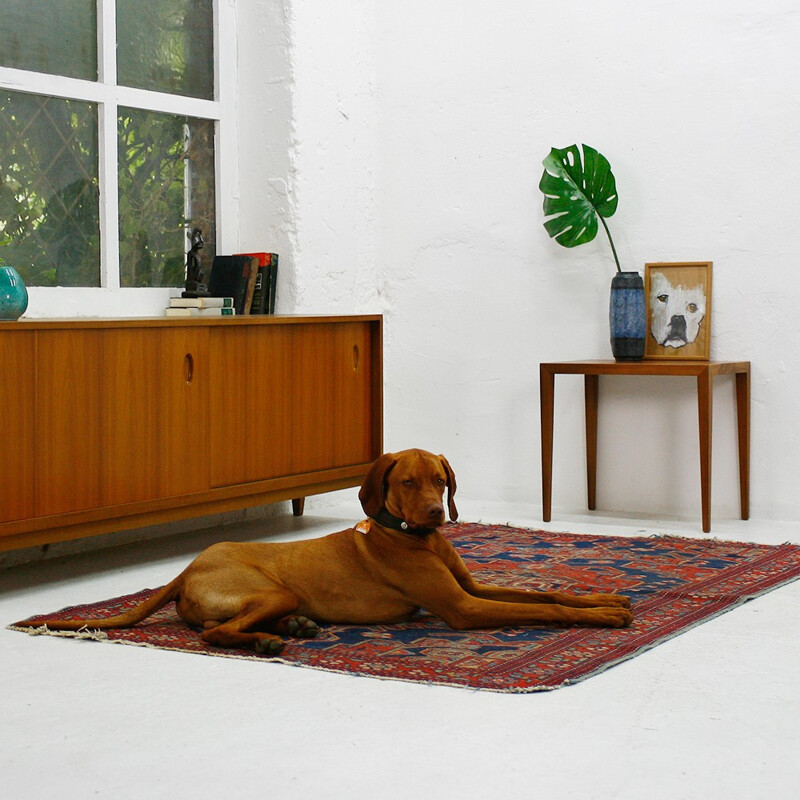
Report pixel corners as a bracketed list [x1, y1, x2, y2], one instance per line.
[18, 449, 632, 653]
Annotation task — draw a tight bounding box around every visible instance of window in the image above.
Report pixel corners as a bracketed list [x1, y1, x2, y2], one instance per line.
[0, 0, 226, 289]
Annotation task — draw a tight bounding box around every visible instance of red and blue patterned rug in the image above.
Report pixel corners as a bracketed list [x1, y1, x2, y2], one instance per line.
[11, 523, 800, 692]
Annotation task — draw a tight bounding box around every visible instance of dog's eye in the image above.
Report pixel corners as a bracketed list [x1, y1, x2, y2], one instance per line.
[402, 479, 414, 488]
[687, 303, 698, 313]
[436, 478, 445, 486]
[657, 294, 668, 303]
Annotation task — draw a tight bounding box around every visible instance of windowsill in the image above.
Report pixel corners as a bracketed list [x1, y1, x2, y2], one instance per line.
[22, 286, 182, 319]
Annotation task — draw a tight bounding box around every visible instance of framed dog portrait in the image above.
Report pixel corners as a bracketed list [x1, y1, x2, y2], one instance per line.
[644, 262, 712, 360]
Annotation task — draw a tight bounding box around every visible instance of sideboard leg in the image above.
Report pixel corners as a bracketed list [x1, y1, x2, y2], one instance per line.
[292, 497, 305, 517]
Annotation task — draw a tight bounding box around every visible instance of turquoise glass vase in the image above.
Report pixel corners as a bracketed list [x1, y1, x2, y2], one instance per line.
[0, 266, 29, 320]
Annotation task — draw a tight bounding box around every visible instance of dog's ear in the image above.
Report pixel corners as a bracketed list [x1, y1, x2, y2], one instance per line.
[438, 455, 458, 521]
[359, 452, 398, 518]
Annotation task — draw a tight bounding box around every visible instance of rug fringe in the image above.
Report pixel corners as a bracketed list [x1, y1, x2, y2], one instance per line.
[7, 624, 109, 642]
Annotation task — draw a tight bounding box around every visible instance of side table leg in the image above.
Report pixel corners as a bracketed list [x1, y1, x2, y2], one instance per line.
[292, 497, 305, 516]
[585, 374, 599, 511]
[735, 369, 750, 520]
[540, 365, 555, 522]
[697, 369, 713, 533]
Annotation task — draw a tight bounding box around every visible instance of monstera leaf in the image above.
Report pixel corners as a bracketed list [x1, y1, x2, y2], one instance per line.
[539, 143, 621, 272]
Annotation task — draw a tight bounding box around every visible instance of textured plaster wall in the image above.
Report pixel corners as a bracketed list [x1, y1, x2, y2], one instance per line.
[275, 0, 800, 524]
[235, 0, 296, 307]
[285, 1, 379, 314]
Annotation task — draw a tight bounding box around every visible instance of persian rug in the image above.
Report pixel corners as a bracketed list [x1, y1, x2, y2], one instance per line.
[11, 523, 800, 692]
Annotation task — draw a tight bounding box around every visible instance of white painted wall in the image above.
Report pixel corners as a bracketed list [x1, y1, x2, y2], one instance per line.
[273, 0, 800, 524]
[234, 0, 295, 304]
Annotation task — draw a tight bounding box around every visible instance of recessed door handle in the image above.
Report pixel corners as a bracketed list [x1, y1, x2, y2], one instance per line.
[184, 353, 194, 383]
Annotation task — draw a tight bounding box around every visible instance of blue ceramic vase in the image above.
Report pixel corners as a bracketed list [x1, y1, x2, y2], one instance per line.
[609, 271, 645, 361]
[0, 266, 28, 320]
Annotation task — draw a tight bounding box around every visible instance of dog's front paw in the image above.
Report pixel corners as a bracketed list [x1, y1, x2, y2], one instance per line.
[586, 593, 631, 609]
[613, 607, 633, 627]
[584, 606, 634, 628]
[602, 607, 634, 628]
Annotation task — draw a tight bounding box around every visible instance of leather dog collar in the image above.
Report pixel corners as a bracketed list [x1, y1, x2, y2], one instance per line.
[373, 508, 436, 537]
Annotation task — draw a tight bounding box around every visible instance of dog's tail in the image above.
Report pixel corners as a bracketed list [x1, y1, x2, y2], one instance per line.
[13, 577, 182, 632]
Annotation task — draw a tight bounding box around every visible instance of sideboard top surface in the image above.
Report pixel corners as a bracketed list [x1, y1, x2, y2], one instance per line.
[0, 314, 382, 331]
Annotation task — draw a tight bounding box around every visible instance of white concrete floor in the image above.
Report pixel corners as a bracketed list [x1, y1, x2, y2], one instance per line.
[2, 498, 799, 800]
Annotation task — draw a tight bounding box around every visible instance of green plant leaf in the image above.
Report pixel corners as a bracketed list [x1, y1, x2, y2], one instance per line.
[539, 143, 618, 249]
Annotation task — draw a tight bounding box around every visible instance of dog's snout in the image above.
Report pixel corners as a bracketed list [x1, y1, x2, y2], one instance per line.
[426, 503, 444, 520]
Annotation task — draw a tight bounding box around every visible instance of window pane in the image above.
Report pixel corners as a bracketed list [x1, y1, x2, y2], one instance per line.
[116, 0, 214, 100]
[0, 0, 97, 81]
[118, 107, 215, 288]
[0, 90, 100, 287]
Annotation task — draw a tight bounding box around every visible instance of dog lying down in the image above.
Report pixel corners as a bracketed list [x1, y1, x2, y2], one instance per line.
[17, 449, 632, 654]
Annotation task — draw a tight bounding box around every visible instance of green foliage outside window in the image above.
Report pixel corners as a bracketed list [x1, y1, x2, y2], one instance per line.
[118, 109, 215, 288]
[0, 91, 101, 286]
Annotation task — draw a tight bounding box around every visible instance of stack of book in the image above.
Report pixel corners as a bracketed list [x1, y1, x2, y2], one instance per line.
[239, 252, 278, 314]
[166, 251, 279, 317]
[165, 297, 235, 316]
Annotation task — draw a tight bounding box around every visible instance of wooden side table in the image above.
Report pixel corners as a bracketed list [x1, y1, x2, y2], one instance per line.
[539, 360, 750, 532]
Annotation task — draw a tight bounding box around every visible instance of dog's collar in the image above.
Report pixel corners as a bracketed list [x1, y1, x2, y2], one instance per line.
[372, 508, 436, 537]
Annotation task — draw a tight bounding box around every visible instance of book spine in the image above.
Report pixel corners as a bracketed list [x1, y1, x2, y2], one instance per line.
[268, 253, 278, 314]
[243, 256, 259, 315]
[169, 296, 234, 309]
[250, 270, 266, 314]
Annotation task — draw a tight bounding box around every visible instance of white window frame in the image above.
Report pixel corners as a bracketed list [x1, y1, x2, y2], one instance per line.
[0, 0, 237, 298]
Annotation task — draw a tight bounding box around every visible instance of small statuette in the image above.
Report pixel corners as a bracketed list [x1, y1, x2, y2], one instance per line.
[182, 227, 210, 298]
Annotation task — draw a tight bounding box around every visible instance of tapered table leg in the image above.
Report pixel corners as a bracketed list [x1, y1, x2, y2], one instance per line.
[735, 368, 750, 520]
[584, 374, 599, 511]
[697, 369, 713, 533]
[540, 365, 555, 522]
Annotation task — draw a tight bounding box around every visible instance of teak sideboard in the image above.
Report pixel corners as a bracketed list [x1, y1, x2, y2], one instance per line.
[0, 315, 383, 552]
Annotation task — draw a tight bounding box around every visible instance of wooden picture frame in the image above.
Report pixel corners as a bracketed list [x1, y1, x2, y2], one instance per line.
[644, 262, 712, 360]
